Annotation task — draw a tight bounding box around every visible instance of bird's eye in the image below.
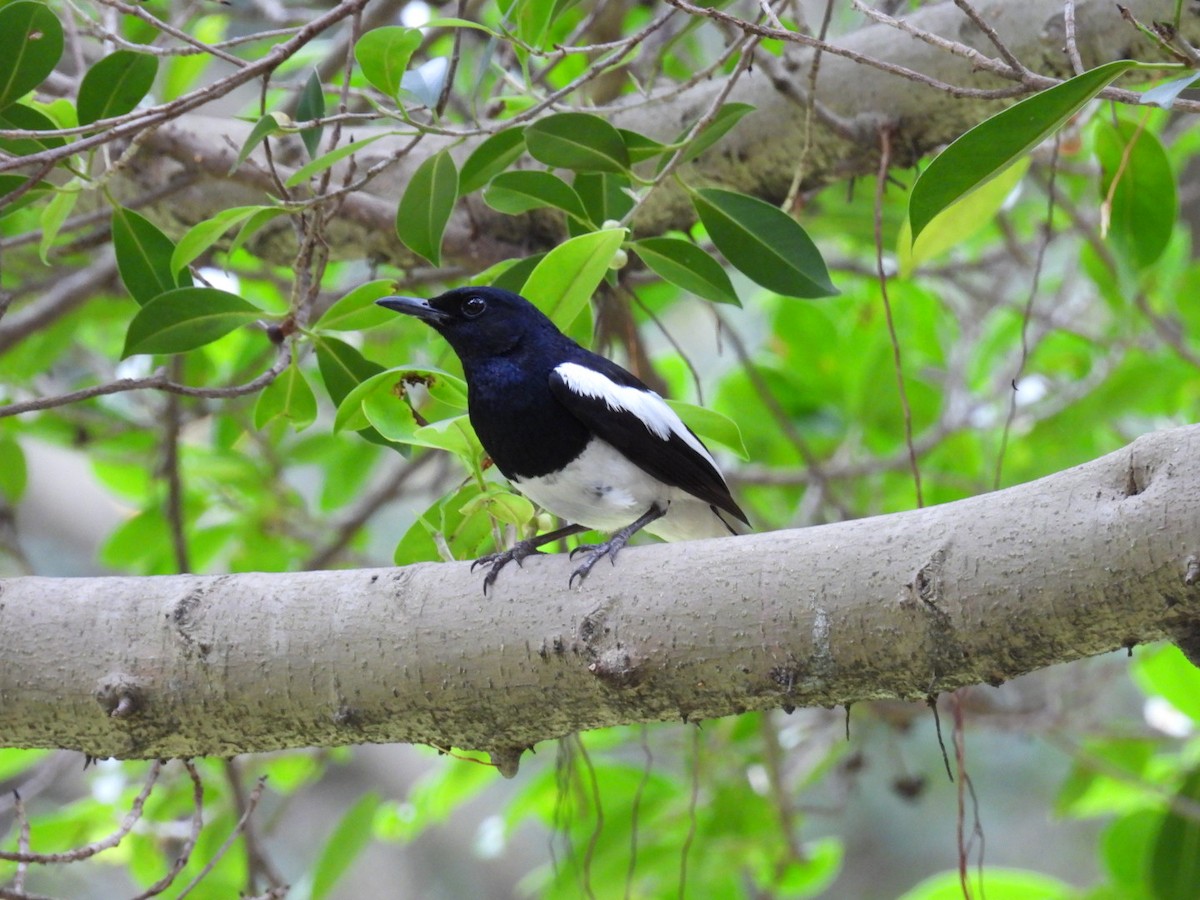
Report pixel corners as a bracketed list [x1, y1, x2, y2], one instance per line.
[462, 296, 487, 318]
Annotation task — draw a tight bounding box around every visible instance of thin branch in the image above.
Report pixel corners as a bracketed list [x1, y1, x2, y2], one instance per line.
[0, 345, 291, 419]
[952, 0, 1030, 75]
[874, 125, 923, 507]
[129, 760, 204, 900]
[0, 762, 163, 864]
[176, 774, 270, 899]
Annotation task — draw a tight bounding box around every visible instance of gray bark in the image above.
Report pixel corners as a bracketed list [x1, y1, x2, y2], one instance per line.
[2, 424, 1198, 776]
[120, 0, 1198, 271]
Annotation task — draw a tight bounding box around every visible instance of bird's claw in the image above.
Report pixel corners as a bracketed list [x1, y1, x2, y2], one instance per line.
[567, 539, 623, 588]
[472, 540, 547, 594]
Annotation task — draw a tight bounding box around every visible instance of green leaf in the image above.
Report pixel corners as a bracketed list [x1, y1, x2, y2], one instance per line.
[520, 227, 625, 329]
[525, 112, 630, 173]
[38, 185, 77, 263]
[1096, 116, 1176, 271]
[0, 435, 27, 502]
[122, 287, 262, 357]
[337, 366, 469, 435]
[314, 336, 395, 449]
[295, 68, 325, 158]
[672, 102, 755, 166]
[573, 172, 633, 231]
[897, 157, 1029, 276]
[1131, 644, 1200, 722]
[0, 1, 64, 112]
[632, 237, 738, 305]
[171, 205, 275, 273]
[77, 51, 158, 126]
[227, 206, 286, 259]
[619, 127, 667, 163]
[0, 102, 64, 155]
[693, 188, 836, 298]
[486, 253, 543, 293]
[354, 26, 421, 100]
[231, 112, 287, 174]
[909, 60, 1140, 240]
[309, 792, 380, 900]
[112, 206, 186, 305]
[898, 868, 1072, 900]
[315, 336, 383, 408]
[666, 400, 748, 459]
[254, 359, 317, 431]
[400, 57, 447, 107]
[0, 174, 51, 218]
[314, 279, 396, 331]
[395, 149, 458, 266]
[284, 132, 389, 188]
[459, 128, 526, 195]
[483, 170, 589, 222]
[1150, 768, 1200, 900]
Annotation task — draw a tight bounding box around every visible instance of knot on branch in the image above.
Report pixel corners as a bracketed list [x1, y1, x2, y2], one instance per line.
[95, 674, 147, 720]
[580, 606, 647, 690]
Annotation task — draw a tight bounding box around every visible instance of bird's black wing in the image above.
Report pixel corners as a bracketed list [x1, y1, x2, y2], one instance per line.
[548, 359, 749, 526]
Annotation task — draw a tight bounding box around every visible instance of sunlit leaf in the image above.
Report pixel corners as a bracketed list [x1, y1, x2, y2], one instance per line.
[909, 60, 1140, 240]
[666, 400, 748, 459]
[898, 158, 1029, 276]
[632, 237, 738, 305]
[122, 287, 262, 357]
[171, 205, 275, 273]
[0, 1, 64, 111]
[520, 227, 625, 329]
[285, 133, 389, 187]
[38, 184, 77, 263]
[77, 51, 158, 126]
[354, 26, 421, 100]
[693, 188, 836, 298]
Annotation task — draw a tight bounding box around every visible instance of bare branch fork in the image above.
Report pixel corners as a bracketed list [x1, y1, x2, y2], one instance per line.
[1, 425, 1197, 777]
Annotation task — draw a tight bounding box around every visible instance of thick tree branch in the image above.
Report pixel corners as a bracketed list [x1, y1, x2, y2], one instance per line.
[1, 425, 1198, 775]
[107, 0, 1198, 273]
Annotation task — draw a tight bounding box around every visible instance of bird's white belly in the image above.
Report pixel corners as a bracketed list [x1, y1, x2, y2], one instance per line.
[511, 438, 732, 541]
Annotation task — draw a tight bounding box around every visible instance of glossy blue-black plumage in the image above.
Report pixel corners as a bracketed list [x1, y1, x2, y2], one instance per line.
[377, 286, 748, 587]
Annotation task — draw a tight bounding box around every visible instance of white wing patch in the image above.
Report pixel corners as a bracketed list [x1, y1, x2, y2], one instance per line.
[554, 362, 718, 470]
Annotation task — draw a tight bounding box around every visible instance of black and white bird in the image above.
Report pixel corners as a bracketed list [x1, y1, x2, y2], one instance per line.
[377, 287, 749, 590]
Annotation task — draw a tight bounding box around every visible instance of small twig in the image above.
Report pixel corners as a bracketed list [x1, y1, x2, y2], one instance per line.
[0, 761, 163, 864]
[952, 0, 1029, 75]
[1063, 0, 1084, 76]
[176, 774, 272, 899]
[874, 125, 923, 508]
[129, 760, 205, 900]
[0, 346, 291, 419]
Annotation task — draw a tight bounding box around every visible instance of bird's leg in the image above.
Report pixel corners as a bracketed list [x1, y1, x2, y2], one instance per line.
[568, 503, 667, 588]
[473, 523, 589, 594]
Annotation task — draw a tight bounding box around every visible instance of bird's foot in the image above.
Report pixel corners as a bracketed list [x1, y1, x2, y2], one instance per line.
[472, 539, 546, 594]
[567, 535, 632, 588]
[567, 503, 668, 587]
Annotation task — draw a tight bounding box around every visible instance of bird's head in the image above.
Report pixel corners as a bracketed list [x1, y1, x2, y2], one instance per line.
[376, 286, 554, 359]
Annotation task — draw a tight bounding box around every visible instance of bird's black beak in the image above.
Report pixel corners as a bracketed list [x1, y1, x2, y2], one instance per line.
[376, 295, 449, 325]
